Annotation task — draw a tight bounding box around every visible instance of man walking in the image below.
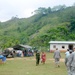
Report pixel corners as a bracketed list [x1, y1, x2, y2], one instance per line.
[67, 48, 75, 75]
[36, 51, 40, 66]
[53, 48, 61, 67]
[65, 49, 70, 57]
[65, 50, 73, 75]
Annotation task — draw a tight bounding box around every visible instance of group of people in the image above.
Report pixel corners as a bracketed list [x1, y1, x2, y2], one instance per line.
[16, 49, 34, 57]
[35, 48, 61, 67]
[52, 48, 75, 75]
[36, 51, 46, 66]
[35, 48, 75, 75]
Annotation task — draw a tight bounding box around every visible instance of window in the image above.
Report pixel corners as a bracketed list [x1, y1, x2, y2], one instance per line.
[62, 46, 65, 49]
[53, 45, 56, 48]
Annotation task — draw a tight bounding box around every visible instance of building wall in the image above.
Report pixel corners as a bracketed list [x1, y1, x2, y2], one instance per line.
[73, 45, 75, 48]
[50, 43, 69, 52]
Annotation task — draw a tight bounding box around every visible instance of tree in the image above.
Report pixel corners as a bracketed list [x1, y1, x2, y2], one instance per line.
[17, 27, 21, 32]
[52, 5, 66, 11]
[70, 19, 75, 32]
[72, 3, 75, 7]
[34, 7, 47, 14]
[47, 7, 51, 14]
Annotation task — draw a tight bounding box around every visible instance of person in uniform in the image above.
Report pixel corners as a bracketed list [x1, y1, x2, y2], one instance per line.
[36, 51, 40, 66]
[67, 48, 75, 75]
[53, 48, 61, 67]
[65, 50, 73, 75]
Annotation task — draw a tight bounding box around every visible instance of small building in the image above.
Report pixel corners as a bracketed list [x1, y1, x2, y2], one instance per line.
[49, 41, 75, 52]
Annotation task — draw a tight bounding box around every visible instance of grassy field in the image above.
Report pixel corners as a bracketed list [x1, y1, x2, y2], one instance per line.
[0, 53, 67, 75]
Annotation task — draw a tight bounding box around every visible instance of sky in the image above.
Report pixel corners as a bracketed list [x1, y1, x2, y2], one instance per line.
[0, 0, 75, 22]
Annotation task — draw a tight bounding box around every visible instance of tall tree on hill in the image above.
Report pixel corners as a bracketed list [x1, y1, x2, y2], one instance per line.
[52, 5, 66, 11]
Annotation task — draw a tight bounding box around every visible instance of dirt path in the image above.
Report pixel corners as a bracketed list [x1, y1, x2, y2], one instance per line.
[7, 58, 65, 62]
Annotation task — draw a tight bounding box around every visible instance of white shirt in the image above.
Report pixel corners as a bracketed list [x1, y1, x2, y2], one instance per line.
[65, 51, 70, 57]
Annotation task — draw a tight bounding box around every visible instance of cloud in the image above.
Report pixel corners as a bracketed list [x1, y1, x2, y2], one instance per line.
[0, 0, 75, 22]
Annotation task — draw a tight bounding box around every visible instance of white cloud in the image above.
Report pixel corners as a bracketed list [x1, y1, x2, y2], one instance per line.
[0, 0, 75, 22]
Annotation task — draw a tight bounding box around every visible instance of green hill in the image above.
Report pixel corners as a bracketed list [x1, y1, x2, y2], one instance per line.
[0, 5, 75, 50]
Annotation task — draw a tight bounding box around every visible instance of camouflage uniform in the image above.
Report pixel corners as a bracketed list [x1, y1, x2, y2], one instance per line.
[65, 51, 72, 75]
[67, 51, 75, 75]
[53, 49, 61, 67]
[36, 52, 40, 66]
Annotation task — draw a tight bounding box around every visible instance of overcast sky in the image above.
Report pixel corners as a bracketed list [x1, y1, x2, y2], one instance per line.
[0, 0, 75, 22]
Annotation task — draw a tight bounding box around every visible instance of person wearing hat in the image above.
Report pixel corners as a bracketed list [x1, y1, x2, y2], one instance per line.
[35, 51, 40, 66]
[65, 50, 73, 75]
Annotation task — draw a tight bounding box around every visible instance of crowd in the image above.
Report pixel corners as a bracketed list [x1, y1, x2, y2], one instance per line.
[0, 46, 75, 75]
[16, 49, 34, 57]
[35, 48, 75, 75]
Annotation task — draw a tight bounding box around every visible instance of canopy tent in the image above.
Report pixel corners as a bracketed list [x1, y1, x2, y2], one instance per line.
[13, 44, 33, 57]
[13, 44, 32, 50]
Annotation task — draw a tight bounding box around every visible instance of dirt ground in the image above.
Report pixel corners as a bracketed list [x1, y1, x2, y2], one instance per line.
[7, 57, 65, 62]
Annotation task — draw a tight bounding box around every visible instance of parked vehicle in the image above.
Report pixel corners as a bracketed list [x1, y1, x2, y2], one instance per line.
[2, 48, 15, 58]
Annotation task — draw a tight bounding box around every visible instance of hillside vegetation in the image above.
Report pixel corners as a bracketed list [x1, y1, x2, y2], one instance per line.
[0, 5, 75, 50]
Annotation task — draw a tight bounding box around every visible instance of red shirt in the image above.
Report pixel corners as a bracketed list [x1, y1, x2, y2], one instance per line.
[41, 53, 46, 62]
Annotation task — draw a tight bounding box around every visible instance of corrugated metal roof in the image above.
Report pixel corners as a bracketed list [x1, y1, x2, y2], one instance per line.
[49, 41, 75, 44]
[13, 44, 32, 50]
[19, 44, 32, 49]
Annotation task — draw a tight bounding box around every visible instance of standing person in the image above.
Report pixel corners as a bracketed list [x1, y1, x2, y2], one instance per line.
[65, 50, 73, 75]
[41, 52, 46, 64]
[67, 48, 75, 75]
[36, 51, 40, 66]
[53, 48, 61, 68]
[32, 50, 34, 56]
[0, 55, 6, 63]
[65, 49, 70, 57]
[24, 50, 27, 57]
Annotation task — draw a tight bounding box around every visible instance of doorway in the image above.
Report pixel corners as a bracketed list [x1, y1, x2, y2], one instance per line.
[68, 44, 73, 50]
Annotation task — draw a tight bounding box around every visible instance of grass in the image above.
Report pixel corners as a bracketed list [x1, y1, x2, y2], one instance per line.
[0, 53, 67, 75]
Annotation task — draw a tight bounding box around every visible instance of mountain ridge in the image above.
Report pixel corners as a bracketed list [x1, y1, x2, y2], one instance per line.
[0, 6, 75, 50]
